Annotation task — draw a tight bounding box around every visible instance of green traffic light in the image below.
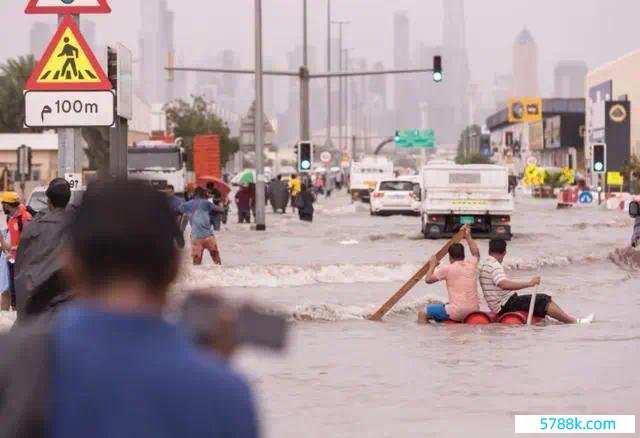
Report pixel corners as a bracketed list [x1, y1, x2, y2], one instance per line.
[301, 160, 311, 170]
[594, 162, 604, 172]
[433, 71, 443, 82]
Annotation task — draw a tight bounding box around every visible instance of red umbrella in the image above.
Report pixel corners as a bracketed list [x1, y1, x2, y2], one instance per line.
[196, 176, 231, 197]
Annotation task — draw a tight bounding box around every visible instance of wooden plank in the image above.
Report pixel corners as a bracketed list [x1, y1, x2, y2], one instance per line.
[368, 229, 466, 322]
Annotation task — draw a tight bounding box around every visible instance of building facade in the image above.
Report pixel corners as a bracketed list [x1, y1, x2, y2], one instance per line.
[586, 49, 639, 171]
[486, 99, 585, 174]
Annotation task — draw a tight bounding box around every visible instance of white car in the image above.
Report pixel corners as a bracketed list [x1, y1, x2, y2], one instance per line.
[370, 179, 421, 216]
[27, 185, 85, 215]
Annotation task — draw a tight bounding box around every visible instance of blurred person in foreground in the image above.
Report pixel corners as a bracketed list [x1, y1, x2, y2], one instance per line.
[0, 179, 259, 438]
[14, 178, 72, 322]
[0, 192, 32, 311]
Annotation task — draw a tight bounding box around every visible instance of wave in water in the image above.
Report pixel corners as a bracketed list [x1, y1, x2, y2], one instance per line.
[609, 247, 640, 270]
[288, 295, 439, 322]
[182, 253, 609, 289]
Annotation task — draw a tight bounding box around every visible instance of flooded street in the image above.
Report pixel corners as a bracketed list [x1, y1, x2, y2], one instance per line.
[1, 192, 639, 437]
[187, 192, 639, 437]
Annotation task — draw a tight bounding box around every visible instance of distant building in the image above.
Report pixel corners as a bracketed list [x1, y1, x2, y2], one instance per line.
[512, 28, 539, 97]
[554, 61, 588, 98]
[139, 0, 174, 105]
[29, 22, 52, 59]
[393, 11, 416, 129]
[440, 0, 470, 140]
[493, 73, 513, 109]
[80, 19, 96, 51]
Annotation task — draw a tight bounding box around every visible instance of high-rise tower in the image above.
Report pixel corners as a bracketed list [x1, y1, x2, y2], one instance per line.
[512, 28, 539, 97]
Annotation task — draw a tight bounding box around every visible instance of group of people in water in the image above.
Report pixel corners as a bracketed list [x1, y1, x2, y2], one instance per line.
[419, 225, 595, 325]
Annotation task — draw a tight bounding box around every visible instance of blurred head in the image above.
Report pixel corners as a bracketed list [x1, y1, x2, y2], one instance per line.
[277, 174, 282, 181]
[1, 191, 20, 215]
[292, 174, 298, 180]
[64, 180, 180, 305]
[448, 243, 465, 263]
[166, 185, 175, 196]
[194, 187, 207, 199]
[46, 178, 71, 209]
[489, 238, 507, 262]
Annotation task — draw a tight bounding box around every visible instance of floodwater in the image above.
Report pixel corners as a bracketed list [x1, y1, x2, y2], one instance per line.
[2, 192, 639, 437]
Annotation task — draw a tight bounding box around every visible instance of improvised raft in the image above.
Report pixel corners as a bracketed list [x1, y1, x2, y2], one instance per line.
[439, 311, 544, 325]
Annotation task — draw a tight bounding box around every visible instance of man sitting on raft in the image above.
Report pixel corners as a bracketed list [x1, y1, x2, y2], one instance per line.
[418, 225, 480, 323]
[478, 238, 594, 324]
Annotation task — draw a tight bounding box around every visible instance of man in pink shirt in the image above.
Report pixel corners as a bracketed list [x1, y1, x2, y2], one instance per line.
[418, 225, 481, 323]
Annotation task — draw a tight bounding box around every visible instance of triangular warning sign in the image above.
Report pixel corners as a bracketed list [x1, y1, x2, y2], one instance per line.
[26, 15, 111, 91]
[25, 0, 111, 15]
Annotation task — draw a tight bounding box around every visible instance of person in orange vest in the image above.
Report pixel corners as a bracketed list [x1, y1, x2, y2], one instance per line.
[0, 192, 32, 310]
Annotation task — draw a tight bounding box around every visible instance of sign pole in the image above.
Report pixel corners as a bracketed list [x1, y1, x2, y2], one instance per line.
[56, 13, 83, 179]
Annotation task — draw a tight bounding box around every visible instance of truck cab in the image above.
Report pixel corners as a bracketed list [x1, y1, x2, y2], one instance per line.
[420, 163, 514, 240]
[128, 141, 187, 196]
[349, 156, 394, 202]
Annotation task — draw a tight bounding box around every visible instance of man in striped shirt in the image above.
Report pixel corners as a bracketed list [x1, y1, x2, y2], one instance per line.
[478, 239, 594, 324]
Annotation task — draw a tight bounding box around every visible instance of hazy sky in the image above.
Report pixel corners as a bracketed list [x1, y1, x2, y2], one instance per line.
[2, 0, 640, 100]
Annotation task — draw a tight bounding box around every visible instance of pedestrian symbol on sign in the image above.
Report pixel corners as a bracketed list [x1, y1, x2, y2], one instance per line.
[57, 37, 81, 80]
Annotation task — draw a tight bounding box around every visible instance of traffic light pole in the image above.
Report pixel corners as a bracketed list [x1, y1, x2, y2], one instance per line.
[254, 0, 266, 231]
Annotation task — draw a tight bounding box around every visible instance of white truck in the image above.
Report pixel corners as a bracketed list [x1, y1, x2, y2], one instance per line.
[349, 156, 394, 202]
[420, 163, 514, 240]
[128, 141, 187, 196]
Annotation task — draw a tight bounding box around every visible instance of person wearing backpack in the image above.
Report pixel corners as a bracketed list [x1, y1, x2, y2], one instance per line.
[0, 192, 32, 310]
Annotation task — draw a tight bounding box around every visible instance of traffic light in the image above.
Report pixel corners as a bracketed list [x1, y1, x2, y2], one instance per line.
[592, 144, 606, 173]
[432, 55, 442, 82]
[298, 141, 313, 173]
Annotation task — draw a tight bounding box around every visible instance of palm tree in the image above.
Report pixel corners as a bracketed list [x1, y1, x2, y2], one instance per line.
[0, 55, 40, 133]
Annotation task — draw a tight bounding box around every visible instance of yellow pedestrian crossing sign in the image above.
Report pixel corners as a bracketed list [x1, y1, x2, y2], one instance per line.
[26, 15, 111, 91]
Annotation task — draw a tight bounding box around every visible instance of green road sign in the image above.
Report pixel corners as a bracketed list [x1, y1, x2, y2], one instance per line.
[394, 129, 435, 148]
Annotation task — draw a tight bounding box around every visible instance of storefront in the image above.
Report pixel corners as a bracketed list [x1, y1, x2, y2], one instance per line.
[486, 98, 585, 175]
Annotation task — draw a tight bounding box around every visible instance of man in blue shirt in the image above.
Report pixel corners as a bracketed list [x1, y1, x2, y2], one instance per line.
[179, 187, 224, 265]
[33, 180, 258, 438]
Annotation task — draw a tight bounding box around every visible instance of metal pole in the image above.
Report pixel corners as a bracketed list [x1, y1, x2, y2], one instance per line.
[338, 25, 343, 152]
[299, 0, 311, 143]
[300, 67, 310, 142]
[344, 49, 352, 154]
[325, 0, 332, 147]
[254, 0, 266, 231]
[303, 0, 308, 67]
[58, 14, 83, 178]
[526, 287, 538, 325]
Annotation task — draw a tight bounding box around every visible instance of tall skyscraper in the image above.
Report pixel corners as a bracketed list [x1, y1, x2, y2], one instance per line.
[393, 11, 413, 129]
[441, 0, 470, 139]
[512, 28, 539, 97]
[554, 61, 588, 98]
[139, 0, 175, 104]
[29, 22, 52, 59]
